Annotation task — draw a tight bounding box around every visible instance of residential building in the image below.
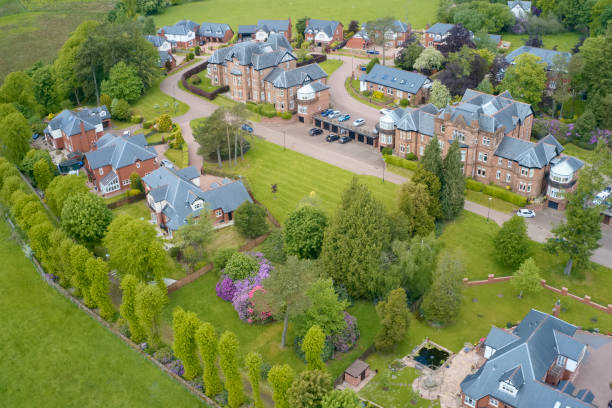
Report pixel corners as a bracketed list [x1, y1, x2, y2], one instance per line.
[158, 51, 176, 69]
[145, 35, 172, 52]
[345, 30, 371, 49]
[461, 309, 597, 408]
[197, 22, 233, 43]
[84, 132, 158, 196]
[296, 82, 330, 124]
[207, 34, 327, 112]
[505, 46, 571, 94]
[423, 23, 455, 48]
[44, 106, 111, 152]
[546, 156, 584, 210]
[142, 166, 252, 234]
[237, 25, 257, 42]
[254, 18, 292, 42]
[365, 20, 411, 48]
[508, 0, 532, 18]
[157, 20, 198, 49]
[360, 64, 430, 104]
[381, 89, 577, 200]
[304, 19, 344, 46]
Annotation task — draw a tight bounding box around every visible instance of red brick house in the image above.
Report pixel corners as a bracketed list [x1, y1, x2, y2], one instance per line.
[545, 156, 584, 210]
[44, 106, 111, 152]
[359, 64, 431, 104]
[346, 20, 410, 49]
[344, 360, 372, 387]
[505, 46, 571, 95]
[84, 132, 158, 196]
[157, 20, 198, 49]
[423, 23, 455, 49]
[304, 19, 343, 46]
[254, 18, 292, 42]
[197, 22, 233, 43]
[296, 82, 330, 124]
[345, 30, 371, 49]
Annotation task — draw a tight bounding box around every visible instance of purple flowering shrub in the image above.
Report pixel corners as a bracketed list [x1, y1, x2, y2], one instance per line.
[167, 359, 184, 376]
[215, 276, 236, 301]
[330, 312, 360, 353]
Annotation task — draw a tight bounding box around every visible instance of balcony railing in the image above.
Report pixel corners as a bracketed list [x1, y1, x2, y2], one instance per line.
[548, 178, 576, 189]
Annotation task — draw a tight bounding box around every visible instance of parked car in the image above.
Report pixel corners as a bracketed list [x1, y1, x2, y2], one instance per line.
[309, 128, 323, 136]
[160, 159, 174, 169]
[379, 108, 393, 115]
[320, 109, 333, 117]
[326, 133, 339, 142]
[353, 118, 365, 127]
[32, 133, 39, 140]
[366, 49, 380, 55]
[604, 186, 611, 194]
[241, 123, 253, 133]
[338, 114, 351, 122]
[516, 209, 535, 218]
[338, 135, 351, 144]
[329, 110, 341, 119]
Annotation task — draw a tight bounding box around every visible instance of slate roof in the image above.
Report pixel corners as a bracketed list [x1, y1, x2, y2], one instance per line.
[508, 0, 531, 11]
[495, 134, 563, 168]
[304, 19, 340, 38]
[46, 106, 109, 137]
[146, 35, 167, 48]
[309, 82, 329, 92]
[390, 104, 439, 136]
[425, 23, 455, 35]
[209, 34, 294, 70]
[363, 20, 409, 33]
[238, 25, 257, 35]
[360, 64, 429, 95]
[554, 330, 586, 361]
[198, 22, 232, 38]
[485, 327, 519, 350]
[461, 309, 594, 408]
[264, 63, 327, 89]
[85, 133, 156, 170]
[158, 51, 175, 68]
[506, 46, 571, 70]
[158, 20, 198, 36]
[143, 166, 252, 230]
[256, 19, 290, 33]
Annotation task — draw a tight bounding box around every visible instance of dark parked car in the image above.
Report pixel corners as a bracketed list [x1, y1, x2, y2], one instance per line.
[326, 133, 339, 142]
[320, 109, 333, 117]
[309, 128, 323, 136]
[32, 133, 39, 140]
[338, 135, 351, 144]
[241, 124, 253, 133]
[366, 49, 380, 55]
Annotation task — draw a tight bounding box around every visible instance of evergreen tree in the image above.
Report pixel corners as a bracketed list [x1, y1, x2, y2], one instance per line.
[421, 136, 443, 181]
[295, 278, 349, 336]
[322, 389, 361, 408]
[33, 158, 55, 190]
[494, 216, 530, 269]
[320, 178, 391, 299]
[86, 257, 115, 320]
[134, 283, 167, 348]
[287, 370, 333, 408]
[119, 274, 146, 343]
[283, 204, 328, 259]
[397, 181, 434, 237]
[268, 364, 295, 408]
[302, 325, 326, 371]
[234, 201, 269, 238]
[511, 258, 543, 298]
[421, 255, 464, 325]
[218, 331, 244, 408]
[374, 288, 411, 351]
[195, 322, 224, 397]
[0, 111, 31, 164]
[441, 139, 465, 220]
[172, 307, 202, 380]
[476, 77, 494, 94]
[245, 352, 264, 408]
[69, 244, 94, 306]
[412, 165, 442, 219]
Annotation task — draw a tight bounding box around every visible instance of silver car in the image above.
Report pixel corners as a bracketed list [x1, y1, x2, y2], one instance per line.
[516, 209, 535, 218]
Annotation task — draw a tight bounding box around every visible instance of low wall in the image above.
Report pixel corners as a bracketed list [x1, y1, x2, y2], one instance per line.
[462, 274, 612, 314]
[296, 53, 327, 67]
[181, 61, 229, 100]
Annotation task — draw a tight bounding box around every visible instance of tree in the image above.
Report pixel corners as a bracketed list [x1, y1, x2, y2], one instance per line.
[86, 257, 115, 320]
[120, 274, 146, 342]
[224, 252, 259, 280]
[194, 107, 227, 167]
[261, 229, 287, 264]
[268, 364, 295, 408]
[263, 256, 315, 347]
[104, 214, 171, 282]
[283, 204, 327, 259]
[421, 255, 464, 325]
[473, 30, 498, 53]
[134, 283, 167, 347]
[348, 20, 360, 34]
[0, 71, 39, 116]
[245, 352, 264, 408]
[375, 288, 410, 351]
[45, 174, 89, 216]
[438, 24, 475, 55]
[69, 244, 94, 306]
[302, 325, 326, 370]
[61, 192, 113, 243]
[33, 158, 55, 190]
[46, 233, 74, 288]
[494, 216, 530, 269]
[218, 331, 244, 408]
[320, 178, 391, 299]
[173, 214, 214, 271]
[172, 307, 202, 380]
[99, 61, 143, 102]
[489, 55, 509, 87]
[412, 165, 442, 219]
[195, 322, 224, 397]
[421, 135, 443, 181]
[441, 139, 465, 220]
[499, 53, 547, 106]
[322, 389, 361, 408]
[450, 2, 515, 32]
[136, 0, 167, 14]
[129, 172, 143, 192]
[590, 0, 612, 35]
[511, 258, 543, 298]
[439, 48, 488, 96]
[296, 16, 310, 46]
[21, 149, 52, 179]
[394, 43, 423, 71]
[0, 111, 31, 164]
[413, 47, 444, 73]
[111, 98, 131, 120]
[429, 80, 451, 109]
[476, 77, 494, 94]
[575, 110, 597, 139]
[365, 17, 398, 65]
[234, 201, 268, 238]
[397, 182, 434, 237]
[288, 370, 333, 408]
[296, 279, 349, 336]
[365, 57, 380, 73]
[157, 113, 172, 132]
[555, 0, 597, 30]
[31, 64, 58, 114]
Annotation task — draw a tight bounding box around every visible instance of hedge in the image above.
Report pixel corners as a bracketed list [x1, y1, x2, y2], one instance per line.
[181, 144, 189, 168]
[246, 102, 277, 118]
[466, 178, 527, 207]
[383, 154, 418, 171]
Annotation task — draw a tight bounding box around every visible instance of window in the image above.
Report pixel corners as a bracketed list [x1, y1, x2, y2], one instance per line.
[489, 397, 499, 407]
[498, 157, 502, 165]
[122, 179, 130, 186]
[419, 146, 424, 156]
[549, 80, 556, 89]
[387, 88, 392, 95]
[438, 140, 444, 150]
[400, 145, 405, 153]
[548, 186, 561, 198]
[261, 91, 265, 101]
[397, 90, 402, 98]
[482, 136, 490, 146]
[496, 170, 501, 179]
[477, 167, 486, 177]
[440, 125, 445, 133]
[461, 150, 466, 162]
[99, 168, 104, 176]
[289, 101, 294, 110]
[452, 130, 465, 142]
[378, 85, 384, 92]
[499, 381, 518, 397]
[298, 105, 307, 114]
[529, 168, 534, 178]
[556, 355, 567, 367]
[506, 173, 511, 182]
[478, 152, 488, 162]
[280, 89, 284, 97]
[464, 396, 476, 407]
[238, 89, 243, 98]
[289, 88, 293, 97]
[507, 160, 512, 169]
[136, 162, 141, 168]
[213, 65, 217, 72]
[420, 134, 425, 142]
[428, 41, 433, 47]
[527, 183, 531, 192]
[519, 182, 526, 191]
[193, 201, 203, 210]
[521, 167, 528, 176]
[215, 209, 223, 218]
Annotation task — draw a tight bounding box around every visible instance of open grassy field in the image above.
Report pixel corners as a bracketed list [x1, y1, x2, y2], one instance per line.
[155, 0, 439, 31]
[0, 0, 113, 80]
[502, 32, 582, 52]
[0, 220, 202, 407]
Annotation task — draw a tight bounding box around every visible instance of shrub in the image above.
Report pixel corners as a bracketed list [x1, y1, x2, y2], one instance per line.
[280, 111, 292, 120]
[400, 98, 410, 107]
[215, 276, 236, 301]
[381, 147, 393, 156]
[169, 246, 180, 258]
[194, 46, 201, 56]
[293, 336, 334, 363]
[260, 361, 272, 380]
[154, 346, 174, 364]
[466, 178, 528, 206]
[383, 154, 418, 171]
[365, 57, 379, 73]
[224, 252, 259, 281]
[405, 152, 417, 161]
[330, 312, 360, 352]
[213, 248, 237, 274]
[143, 120, 154, 129]
[111, 98, 130, 121]
[131, 115, 143, 123]
[186, 52, 195, 61]
[190, 75, 202, 85]
[372, 91, 384, 100]
[362, 90, 372, 97]
[234, 201, 269, 238]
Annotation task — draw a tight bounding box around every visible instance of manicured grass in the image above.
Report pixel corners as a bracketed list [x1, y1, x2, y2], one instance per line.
[562, 142, 594, 164]
[131, 77, 189, 122]
[209, 135, 398, 223]
[465, 189, 518, 214]
[386, 162, 414, 179]
[318, 58, 343, 76]
[156, 0, 439, 30]
[164, 147, 185, 167]
[111, 200, 151, 221]
[502, 32, 582, 52]
[146, 131, 170, 144]
[189, 69, 222, 92]
[208, 226, 247, 253]
[0, 220, 202, 407]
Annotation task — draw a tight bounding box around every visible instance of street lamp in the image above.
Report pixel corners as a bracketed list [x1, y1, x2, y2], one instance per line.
[283, 130, 286, 151]
[487, 197, 492, 222]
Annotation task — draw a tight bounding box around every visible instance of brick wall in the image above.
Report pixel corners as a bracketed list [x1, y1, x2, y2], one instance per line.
[363, 81, 428, 104]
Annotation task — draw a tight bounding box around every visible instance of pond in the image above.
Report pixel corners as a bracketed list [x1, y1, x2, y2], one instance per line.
[413, 346, 450, 369]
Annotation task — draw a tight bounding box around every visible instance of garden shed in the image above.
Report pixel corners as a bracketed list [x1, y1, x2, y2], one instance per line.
[344, 359, 371, 387]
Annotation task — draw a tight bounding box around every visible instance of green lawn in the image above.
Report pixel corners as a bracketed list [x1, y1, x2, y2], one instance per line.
[111, 200, 151, 221]
[207, 134, 398, 223]
[189, 69, 222, 92]
[562, 142, 594, 164]
[131, 77, 189, 122]
[502, 32, 582, 52]
[165, 147, 184, 167]
[0, 220, 202, 407]
[156, 0, 439, 30]
[386, 163, 414, 179]
[318, 59, 344, 76]
[465, 189, 519, 213]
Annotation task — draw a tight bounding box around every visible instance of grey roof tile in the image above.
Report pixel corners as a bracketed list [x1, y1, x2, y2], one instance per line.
[198, 22, 231, 38]
[425, 23, 455, 35]
[485, 327, 520, 350]
[505, 46, 571, 69]
[209, 34, 294, 70]
[264, 63, 327, 88]
[507, 0, 532, 11]
[256, 19, 290, 33]
[85, 133, 156, 170]
[304, 19, 340, 38]
[238, 25, 257, 34]
[47, 106, 109, 137]
[360, 64, 429, 95]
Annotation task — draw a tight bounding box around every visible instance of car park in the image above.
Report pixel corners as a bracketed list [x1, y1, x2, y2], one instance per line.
[338, 114, 350, 122]
[309, 128, 323, 136]
[353, 118, 365, 127]
[326, 133, 339, 142]
[338, 135, 351, 144]
[328, 110, 341, 119]
[379, 108, 393, 115]
[241, 123, 253, 133]
[516, 209, 535, 218]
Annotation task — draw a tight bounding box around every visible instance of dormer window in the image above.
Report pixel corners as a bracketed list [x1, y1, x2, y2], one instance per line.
[499, 381, 518, 397]
[193, 200, 203, 210]
[556, 355, 567, 367]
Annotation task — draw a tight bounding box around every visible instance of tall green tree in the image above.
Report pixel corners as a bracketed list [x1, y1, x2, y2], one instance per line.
[134, 283, 167, 348]
[395, 43, 424, 71]
[421, 255, 464, 325]
[234, 201, 269, 238]
[441, 139, 465, 220]
[45, 174, 89, 216]
[86, 257, 115, 320]
[320, 178, 391, 299]
[194, 107, 228, 167]
[414, 48, 445, 73]
[61, 192, 113, 243]
[476, 77, 494, 94]
[590, 0, 612, 35]
[421, 135, 443, 181]
[268, 364, 295, 408]
[283, 204, 327, 259]
[302, 325, 326, 371]
[0, 111, 31, 164]
[32, 158, 55, 190]
[287, 370, 333, 408]
[218, 331, 244, 408]
[412, 165, 442, 219]
[499, 53, 547, 106]
[375, 288, 410, 351]
[120, 274, 146, 342]
[172, 307, 202, 380]
[365, 17, 398, 65]
[295, 278, 349, 336]
[31, 64, 58, 114]
[397, 181, 434, 237]
[494, 216, 530, 269]
[245, 352, 264, 408]
[69, 243, 94, 306]
[429, 80, 451, 109]
[173, 214, 214, 271]
[195, 322, 224, 397]
[511, 257, 543, 298]
[100, 61, 144, 102]
[20, 148, 52, 179]
[322, 389, 361, 408]
[0, 71, 39, 116]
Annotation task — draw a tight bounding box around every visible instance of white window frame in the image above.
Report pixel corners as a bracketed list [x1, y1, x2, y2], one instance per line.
[136, 162, 141, 169]
[498, 157, 502, 165]
[122, 179, 130, 186]
[482, 136, 490, 146]
[527, 183, 531, 192]
[478, 152, 488, 163]
[490, 397, 499, 407]
[506, 173, 511, 182]
[461, 150, 466, 162]
[99, 168, 104, 176]
[507, 160, 512, 169]
[215, 209, 223, 217]
[496, 170, 501, 180]
[529, 168, 534, 178]
[464, 396, 476, 408]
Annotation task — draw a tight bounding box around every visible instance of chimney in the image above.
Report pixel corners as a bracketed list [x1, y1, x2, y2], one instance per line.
[552, 299, 560, 317]
[80, 121, 85, 134]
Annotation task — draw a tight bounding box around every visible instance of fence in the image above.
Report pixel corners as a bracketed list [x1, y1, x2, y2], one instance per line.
[180, 61, 229, 100]
[296, 53, 327, 67]
[106, 192, 146, 209]
[167, 263, 213, 293]
[462, 274, 612, 314]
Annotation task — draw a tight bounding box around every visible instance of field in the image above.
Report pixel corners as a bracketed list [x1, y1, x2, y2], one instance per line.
[502, 32, 582, 52]
[0, 220, 202, 407]
[0, 0, 113, 80]
[155, 0, 440, 31]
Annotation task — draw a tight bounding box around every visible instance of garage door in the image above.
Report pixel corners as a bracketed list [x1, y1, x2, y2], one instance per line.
[548, 200, 559, 210]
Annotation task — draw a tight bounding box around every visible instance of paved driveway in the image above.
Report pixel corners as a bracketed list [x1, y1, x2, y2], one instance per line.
[570, 331, 612, 408]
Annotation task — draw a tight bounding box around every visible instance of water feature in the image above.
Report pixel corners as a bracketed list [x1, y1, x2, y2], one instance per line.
[413, 346, 450, 369]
